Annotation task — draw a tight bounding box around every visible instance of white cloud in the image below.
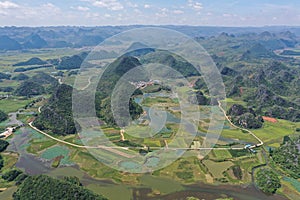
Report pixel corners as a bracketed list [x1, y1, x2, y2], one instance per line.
[75, 6, 90, 11]
[92, 0, 124, 11]
[173, 10, 184, 14]
[223, 13, 231, 17]
[161, 8, 168, 12]
[144, 4, 151, 9]
[127, 2, 138, 8]
[134, 8, 141, 14]
[187, 0, 203, 11]
[41, 3, 60, 12]
[0, 1, 18, 9]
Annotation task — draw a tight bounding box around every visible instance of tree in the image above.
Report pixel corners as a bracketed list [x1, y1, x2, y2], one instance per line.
[255, 168, 281, 194]
[0, 139, 9, 152]
[13, 175, 107, 200]
[0, 110, 8, 122]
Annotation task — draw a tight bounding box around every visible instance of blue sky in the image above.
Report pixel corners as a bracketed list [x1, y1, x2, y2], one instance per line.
[0, 0, 300, 26]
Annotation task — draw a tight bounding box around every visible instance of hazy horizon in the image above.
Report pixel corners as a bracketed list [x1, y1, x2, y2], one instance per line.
[0, 0, 300, 27]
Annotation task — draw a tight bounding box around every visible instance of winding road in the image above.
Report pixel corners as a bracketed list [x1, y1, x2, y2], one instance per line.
[218, 101, 264, 148]
[28, 100, 264, 152]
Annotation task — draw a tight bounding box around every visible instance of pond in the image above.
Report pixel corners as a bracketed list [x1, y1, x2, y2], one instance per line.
[118, 160, 141, 171]
[3, 109, 289, 200]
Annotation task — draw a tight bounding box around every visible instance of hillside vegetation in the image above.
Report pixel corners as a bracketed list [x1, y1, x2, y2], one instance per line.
[13, 175, 107, 200]
[33, 84, 76, 135]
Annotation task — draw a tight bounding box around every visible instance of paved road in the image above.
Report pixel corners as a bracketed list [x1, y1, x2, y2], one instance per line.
[28, 101, 264, 152]
[218, 101, 264, 149]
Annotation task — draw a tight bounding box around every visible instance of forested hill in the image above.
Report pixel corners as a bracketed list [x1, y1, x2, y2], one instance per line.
[1, 26, 300, 50]
[13, 175, 107, 200]
[96, 56, 144, 126]
[33, 84, 76, 135]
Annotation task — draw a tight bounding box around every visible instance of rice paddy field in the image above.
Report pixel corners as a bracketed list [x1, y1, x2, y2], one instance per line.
[202, 160, 234, 179]
[40, 145, 72, 165]
[252, 120, 299, 146]
[0, 98, 32, 113]
[0, 49, 80, 66]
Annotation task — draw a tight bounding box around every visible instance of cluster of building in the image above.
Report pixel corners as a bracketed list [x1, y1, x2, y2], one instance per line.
[129, 80, 160, 89]
[0, 127, 14, 139]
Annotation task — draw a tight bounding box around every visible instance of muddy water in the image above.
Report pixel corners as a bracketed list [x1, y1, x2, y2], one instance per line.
[133, 183, 288, 200]
[7, 127, 52, 174]
[5, 113, 288, 200]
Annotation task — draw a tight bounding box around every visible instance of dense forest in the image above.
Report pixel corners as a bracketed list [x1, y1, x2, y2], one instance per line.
[14, 72, 58, 97]
[227, 104, 264, 129]
[270, 136, 300, 179]
[95, 56, 144, 126]
[0, 139, 9, 170]
[13, 175, 107, 200]
[255, 168, 281, 194]
[33, 84, 76, 135]
[0, 110, 8, 122]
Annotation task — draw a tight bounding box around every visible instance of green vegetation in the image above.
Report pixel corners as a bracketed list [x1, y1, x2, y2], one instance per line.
[202, 160, 234, 179]
[55, 53, 86, 70]
[0, 99, 30, 114]
[175, 171, 194, 180]
[270, 136, 300, 178]
[13, 57, 47, 67]
[2, 169, 22, 182]
[227, 104, 263, 129]
[14, 72, 58, 97]
[15, 81, 45, 97]
[0, 72, 11, 80]
[188, 90, 210, 105]
[12, 73, 29, 81]
[13, 175, 107, 200]
[255, 168, 281, 194]
[252, 120, 297, 145]
[0, 140, 9, 152]
[0, 26, 300, 199]
[0, 155, 3, 170]
[33, 84, 76, 135]
[229, 149, 249, 157]
[0, 110, 8, 122]
[0, 35, 21, 50]
[231, 165, 243, 180]
[40, 146, 72, 166]
[283, 177, 300, 192]
[95, 56, 144, 126]
[141, 50, 200, 77]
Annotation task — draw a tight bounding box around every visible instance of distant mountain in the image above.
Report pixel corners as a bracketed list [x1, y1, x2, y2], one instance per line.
[15, 81, 45, 97]
[0, 36, 21, 50]
[12, 73, 29, 81]
[141, 51, 200, 77]
[13, 57, 48, 66]
[55, 52, 88, 70]
[14, 72, 58, 97]
[0, 26, 299, 50]
[124, 42, 155, 57]
[241, 43, 277, 60]
[23, 34, 48, 49]
[0, 72, 11, 80]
